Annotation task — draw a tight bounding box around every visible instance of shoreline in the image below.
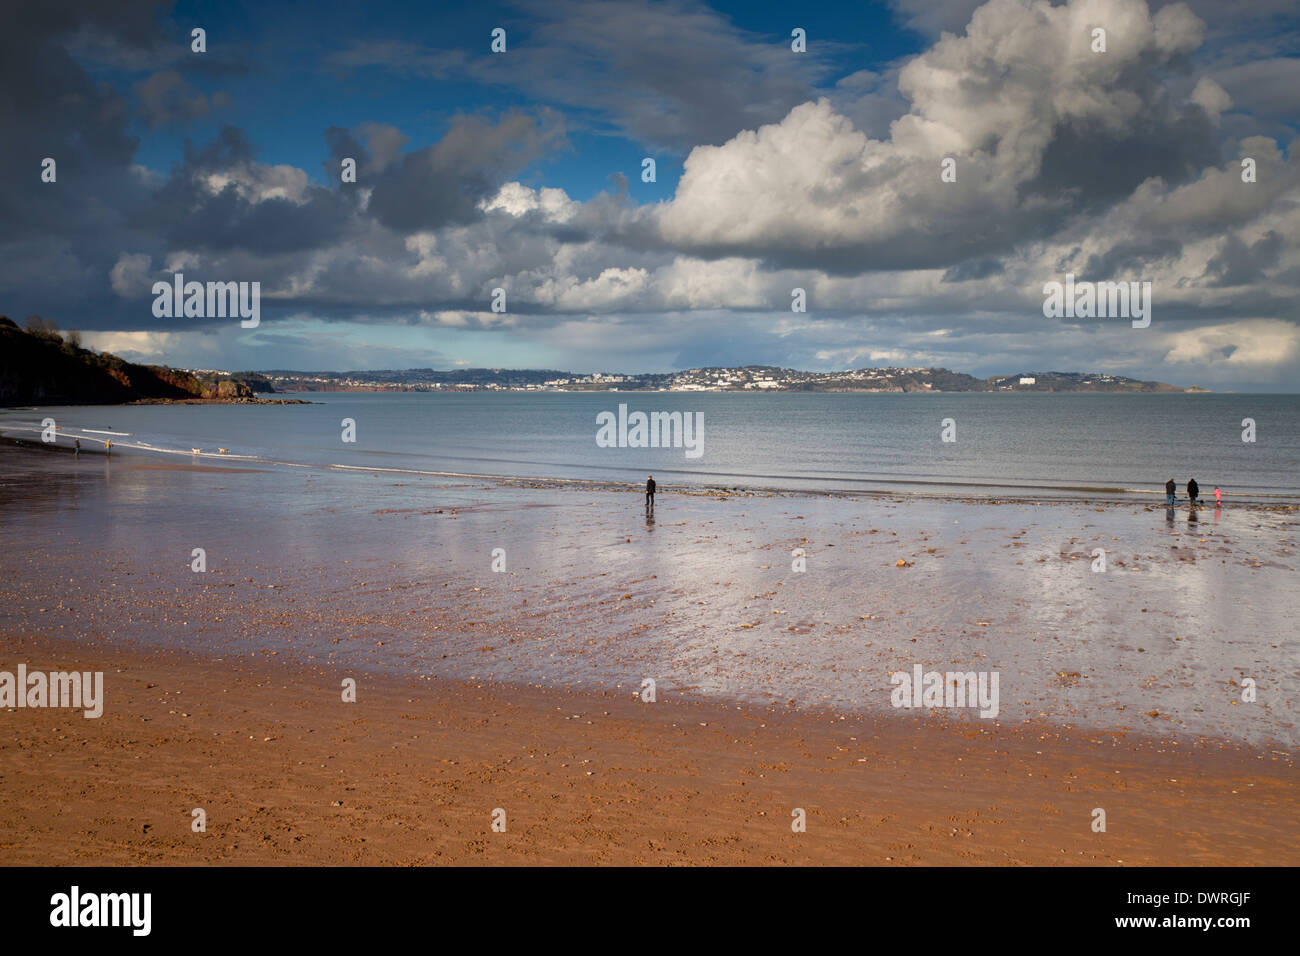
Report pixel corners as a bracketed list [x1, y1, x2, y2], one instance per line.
[2, 435, 1295, 507]
[1, 634, 1294, 866]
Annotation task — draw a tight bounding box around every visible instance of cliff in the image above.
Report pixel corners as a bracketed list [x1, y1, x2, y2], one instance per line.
[0, 316, 259, 405]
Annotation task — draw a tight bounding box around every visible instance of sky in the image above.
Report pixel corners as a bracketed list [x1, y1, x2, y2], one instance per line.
[2, 0, 1298, 388]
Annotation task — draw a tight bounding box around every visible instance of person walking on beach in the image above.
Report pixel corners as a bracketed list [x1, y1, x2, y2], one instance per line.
[1187, 477, 1199, 506]
[645, 475, 656, 510]
[1165, 478, 1176, 506]
[1214, 486, 1222, 505]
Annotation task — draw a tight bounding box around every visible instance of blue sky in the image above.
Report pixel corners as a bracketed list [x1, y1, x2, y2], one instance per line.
[4, 0, 1299, 388]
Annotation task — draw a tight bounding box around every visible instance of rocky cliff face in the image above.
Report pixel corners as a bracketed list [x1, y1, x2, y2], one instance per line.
[0, 316, 255, 405]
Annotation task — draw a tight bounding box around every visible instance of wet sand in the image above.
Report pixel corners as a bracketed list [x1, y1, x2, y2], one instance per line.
[1, 635, 1295, 865]
[2, 445, 1295, 744]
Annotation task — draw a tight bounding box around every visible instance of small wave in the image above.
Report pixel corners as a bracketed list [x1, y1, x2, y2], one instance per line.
[318, 462, 1297, 503]
[5, 421, 1295, 504]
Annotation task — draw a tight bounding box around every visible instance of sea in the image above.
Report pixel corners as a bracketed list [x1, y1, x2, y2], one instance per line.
[1, 391, 1297, 502]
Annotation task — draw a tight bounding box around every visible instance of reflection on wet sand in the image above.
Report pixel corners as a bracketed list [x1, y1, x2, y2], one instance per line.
[1, 443, 1296, 746]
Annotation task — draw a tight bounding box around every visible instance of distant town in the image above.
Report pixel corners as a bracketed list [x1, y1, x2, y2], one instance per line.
[212, 366, 1203, 394]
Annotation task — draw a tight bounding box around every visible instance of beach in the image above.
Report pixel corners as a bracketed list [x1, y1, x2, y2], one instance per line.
[0, 439, 1297, 864]
[2, 635, 1295, 865]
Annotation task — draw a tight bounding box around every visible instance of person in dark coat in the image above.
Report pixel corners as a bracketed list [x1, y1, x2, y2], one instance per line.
[645, 475, 656, 510]
[1187, 477, 1199, 505]
[1165, 478, 1176, 506]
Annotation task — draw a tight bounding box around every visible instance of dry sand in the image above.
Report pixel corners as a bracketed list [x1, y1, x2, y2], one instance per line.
[1, 635, 1294, 866]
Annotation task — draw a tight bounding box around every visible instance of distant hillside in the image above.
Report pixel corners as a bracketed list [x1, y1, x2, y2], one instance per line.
[986, 372, 1184, 393]
[0, 316, 260, 406]
[259, 365, 1188, 393]
[259, 367, 578, 391]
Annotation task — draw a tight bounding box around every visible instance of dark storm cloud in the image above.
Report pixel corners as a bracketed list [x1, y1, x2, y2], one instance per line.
[0, 0, 242, 321]
[10, 0, 176, 58]
[1082, 239, 1183, 279]
[1204, 230, 1284, 286]
[134, 70, 232, 126]
[1025, 102, 1221, 209]
[365, 111, 567, 232]
[943, 258, 1005, 282]
[127, 127, 355, 255]
[1208, 57, 1300, 146]
[0, 0, 169, 324]
[0, 2, 146, 236]
[322, 122, 412, 185]
[151, 181, 353, 256]
[331, 0, 837, 153]
[501, 0, 840, 151]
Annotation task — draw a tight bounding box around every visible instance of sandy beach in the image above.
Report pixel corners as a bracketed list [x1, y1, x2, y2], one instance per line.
[1, 442, 1296, 864]
[2, 635, 1295, 866]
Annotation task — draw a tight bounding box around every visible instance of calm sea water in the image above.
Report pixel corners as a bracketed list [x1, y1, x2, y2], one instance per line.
[2, 392, 1297, 501]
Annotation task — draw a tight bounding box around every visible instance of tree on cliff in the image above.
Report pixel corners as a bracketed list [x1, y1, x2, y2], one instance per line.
[24, 315, 60, 337]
